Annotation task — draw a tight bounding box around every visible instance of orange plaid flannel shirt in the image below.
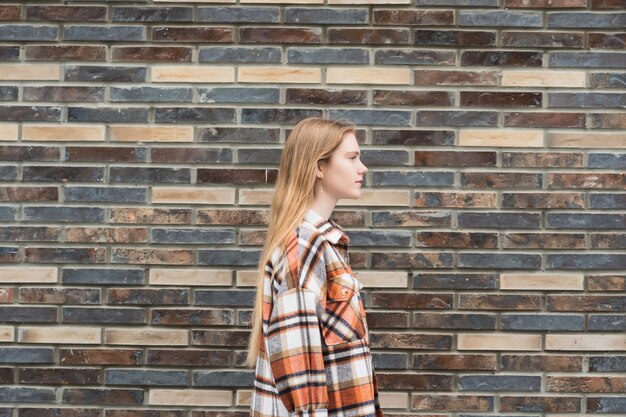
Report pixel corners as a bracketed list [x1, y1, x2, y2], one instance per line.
[250, 208, 384, 417]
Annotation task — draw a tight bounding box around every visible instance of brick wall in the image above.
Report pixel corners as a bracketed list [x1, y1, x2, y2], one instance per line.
[1, 0, 625, 415]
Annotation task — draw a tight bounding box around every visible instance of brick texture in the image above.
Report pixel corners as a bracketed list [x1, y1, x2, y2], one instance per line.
[0, 0, 624, 414]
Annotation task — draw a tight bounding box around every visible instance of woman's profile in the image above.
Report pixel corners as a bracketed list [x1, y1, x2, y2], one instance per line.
[247, 117, 384, 417]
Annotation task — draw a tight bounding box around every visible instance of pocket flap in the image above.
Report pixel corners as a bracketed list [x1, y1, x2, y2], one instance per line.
[327, 274, 363, 301]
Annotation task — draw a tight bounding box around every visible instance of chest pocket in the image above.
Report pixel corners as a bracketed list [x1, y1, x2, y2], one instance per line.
[320, 273, 367, 346]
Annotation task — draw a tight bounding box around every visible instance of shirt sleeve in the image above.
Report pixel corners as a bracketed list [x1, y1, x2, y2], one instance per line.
[265, 232, 328, 417]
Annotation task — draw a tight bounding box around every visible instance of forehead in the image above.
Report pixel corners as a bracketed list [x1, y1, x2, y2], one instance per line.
[335, 131, 359, 152]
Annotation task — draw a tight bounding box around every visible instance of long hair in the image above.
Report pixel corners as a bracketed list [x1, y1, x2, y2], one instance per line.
[244, 116, 357, 368]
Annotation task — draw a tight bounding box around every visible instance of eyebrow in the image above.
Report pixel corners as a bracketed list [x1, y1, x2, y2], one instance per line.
[346, 151, 360, 155]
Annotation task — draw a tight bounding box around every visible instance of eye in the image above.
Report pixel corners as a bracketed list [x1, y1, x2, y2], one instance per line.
[351, 156, 358, 159]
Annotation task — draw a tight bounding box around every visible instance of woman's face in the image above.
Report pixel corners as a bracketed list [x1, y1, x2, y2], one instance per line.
[319, 131, 368, 200]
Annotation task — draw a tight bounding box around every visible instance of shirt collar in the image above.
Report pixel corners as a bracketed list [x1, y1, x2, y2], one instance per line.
[303, 207, 350, 245]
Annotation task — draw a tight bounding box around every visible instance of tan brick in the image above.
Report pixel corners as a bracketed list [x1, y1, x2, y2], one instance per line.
[329, 0, 410, 3]
[22, 124, 105, 141]
[105, 328, 187, 346]
[0, 64, 60, 81]
[149, 389, 232, 406]
[152, 187, 235, 204]
[152, 66, 235, 83]
[19, 326, 101, 344]
[0, 326, 14, 342]
[502, 70, 586, 87]
[238, 189, 274, 206]
[327, 67, 411, 85]
[237, 270, 261, 287]
[355, 270, 408, 288]
[111, 125, 193, 142]
[238, 66, 321, 83]
[500, 273, 584, 290]
[237, 390, 251, 406]
[546, 334, 626, 351]
[149, 268, 232, 286]
[0, 124, 18, 141]
[458, 333, 541, 350]
[0, 267, 58, 283]
[380, 392, 409, 409]
[547, 132, 626, 149]
[242, 0, 322, 3]
[339, 190, 410, 207]
[459, 129, 543, 147]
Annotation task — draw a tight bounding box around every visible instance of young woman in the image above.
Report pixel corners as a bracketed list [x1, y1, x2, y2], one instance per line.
[247, 117, 384, 417]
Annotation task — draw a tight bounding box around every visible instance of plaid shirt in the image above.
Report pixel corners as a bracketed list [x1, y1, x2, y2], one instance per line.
[250, 208, 384, 417]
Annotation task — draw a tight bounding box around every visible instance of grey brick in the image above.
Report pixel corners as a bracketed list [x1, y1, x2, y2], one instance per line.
[458, 253, 542, 269]
[68, 107, 149, 123]
[23, 206, 105, 223]
[459, 375, 541, 391]
[241, 108, 322, 124]
[0, 166, 17, 180]
[152, 228, 235, 244]
[63, 268, 145, 285]
[64, 26, 146, 41]
[195, 290, 256, 306]
[502, 314, 584, 331]
[63, 307, 146, 324]
[546, 213, 626, 229]
[288, 47, 369, 64]
[347, 231, 412, 247]
[416, 111, 498, 126]
[374, 352, 407, 370]
[199, 46, 281, 63]
[0, 387, 55, 403]
[285, 8, 368, 24]
[106, 369, 187, 386]
[197, 250, 261, 266]
[372, 171, 454, 186]
[328, 109, 412, 126]
[459, 212, 541, 229]
[547, 12, 626, 28]
[413, 273, 498, 290]
[198, 127, 279, 143]
[198, 87, 279, 103]
[111, 87, 193, 102]
[548, 93, 626, 108]
[0, 46, 19, 60]
[112, 6, 193, 22]
[193, 370, 254, 387]
[589, 194, 626, 209]
[588, 153, 626, 169]
[109, 168, 190, 184]
[589, 356, 626, 372]
[375, 49, 455, 65]
[588, 314, 626, 331]
[155, 107, 236, 123]
[65, 65, 147, 82]
[0, 348, 53, 364]
[0, 307, 57, 323]
[237, 148, 281, 164]
[0, 25, 58, 41]
[0, 207, 17, 221]
[197, 7, 279, 23]
[547, 254, 626, 269]
[65, 186, 147, 203]
[0, 86, 18, 101]
[549, 52, 626, 68]
[459, 11, 541, 27]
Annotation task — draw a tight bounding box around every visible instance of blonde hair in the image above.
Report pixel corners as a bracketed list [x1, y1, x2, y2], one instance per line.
[244, 116, 357, 368]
